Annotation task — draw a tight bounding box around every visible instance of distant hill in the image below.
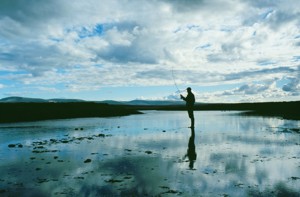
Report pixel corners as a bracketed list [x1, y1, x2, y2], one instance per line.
[0, 96, 48, 103]
[0, 97, 85, 103]
[0, 96, 184, 105]
[96, 100, 126, 105]
[48, 98, 86, 103]
[124, 99, 184, 106]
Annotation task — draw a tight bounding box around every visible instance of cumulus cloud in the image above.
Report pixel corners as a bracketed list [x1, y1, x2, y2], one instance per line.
[282, 66, 300, 95]
[0, 0, 300, 101]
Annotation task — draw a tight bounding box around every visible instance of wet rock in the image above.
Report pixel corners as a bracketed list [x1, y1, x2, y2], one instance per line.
[290, 176, 300, 180]
[76, 137, 85, 141]
[162, 130, 166, 132]
[60, 140, 69, 143]
[8, 144, 16, 148]
[74, 176, 84, 180]
[84, 159, 92, 163]
[35, 168, 42, 171]
[145, 150, 152, 154]
[75, 127, 83, 130]
[160, 188, 182, 195]
[160, 186, 170, 189]
[105, 179, 123, 183]
[34, 146, 44, 149]
[32, 149, 58, 153]
[290, 128, 300, 133]
[97, 134, 105, 138]
[36, 178, 49, 183]
[234, 183, 244, 188]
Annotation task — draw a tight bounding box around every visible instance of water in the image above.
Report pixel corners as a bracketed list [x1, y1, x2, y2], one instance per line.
[0, 111, 299, 196]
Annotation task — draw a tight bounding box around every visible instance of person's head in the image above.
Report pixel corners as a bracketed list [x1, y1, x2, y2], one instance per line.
[187, 87, 192, 93]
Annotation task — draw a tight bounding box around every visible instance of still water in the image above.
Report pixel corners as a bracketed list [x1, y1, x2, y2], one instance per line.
[0, 111, 299, 196]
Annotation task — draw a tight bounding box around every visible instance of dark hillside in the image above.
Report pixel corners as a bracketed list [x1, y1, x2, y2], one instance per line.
[0, 102, 141, 123]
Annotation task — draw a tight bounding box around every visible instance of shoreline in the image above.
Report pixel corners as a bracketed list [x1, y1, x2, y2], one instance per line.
[1, 101, 300, 123]
[0, 102, 142, 123]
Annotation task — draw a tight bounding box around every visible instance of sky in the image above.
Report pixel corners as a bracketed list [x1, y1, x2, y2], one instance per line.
[0, 0, 300, 103]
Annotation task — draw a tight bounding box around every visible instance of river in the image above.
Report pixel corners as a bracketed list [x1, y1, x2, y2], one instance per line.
[0, 111, 299, 196]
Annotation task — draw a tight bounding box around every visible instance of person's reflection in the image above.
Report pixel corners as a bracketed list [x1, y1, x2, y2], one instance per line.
[184, 127, 197, 169]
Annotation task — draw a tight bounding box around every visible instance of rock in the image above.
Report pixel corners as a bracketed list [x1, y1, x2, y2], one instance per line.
[145, 151, 152, 154]
[8, 144, 16, 148]
[74, 176, 84, 180]
[84, 159, 92, 163]
[290, 176, 300, 180]
[105, 179, 123, 183]
[97, 134, 105, 138]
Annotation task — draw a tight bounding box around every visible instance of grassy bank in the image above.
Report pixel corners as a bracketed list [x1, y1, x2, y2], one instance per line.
[0, 102, 142, 123]
[1, 101, 300, 123]
[128, 101, 300, 120]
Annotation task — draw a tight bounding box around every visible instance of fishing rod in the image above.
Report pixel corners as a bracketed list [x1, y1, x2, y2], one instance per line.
[171, 66, 182, 94]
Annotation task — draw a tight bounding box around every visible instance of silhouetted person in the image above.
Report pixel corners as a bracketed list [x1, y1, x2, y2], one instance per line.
[184, 127, 197, 169]
[180, 87, 195, 128]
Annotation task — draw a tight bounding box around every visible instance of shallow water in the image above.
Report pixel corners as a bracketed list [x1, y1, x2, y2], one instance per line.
[0, 111, 299, 196]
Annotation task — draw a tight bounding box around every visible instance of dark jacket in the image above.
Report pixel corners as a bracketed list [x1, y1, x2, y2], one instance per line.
[183, 92, 195, 108]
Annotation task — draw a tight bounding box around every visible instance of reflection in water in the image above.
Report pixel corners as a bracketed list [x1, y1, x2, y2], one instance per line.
[184, 127, 197, 169]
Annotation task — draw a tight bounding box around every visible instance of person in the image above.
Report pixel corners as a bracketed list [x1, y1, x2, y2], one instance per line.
[180, 87, 195, 128]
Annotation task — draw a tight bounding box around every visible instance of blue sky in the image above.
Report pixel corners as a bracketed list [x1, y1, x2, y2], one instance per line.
[0, 0, 300, 102]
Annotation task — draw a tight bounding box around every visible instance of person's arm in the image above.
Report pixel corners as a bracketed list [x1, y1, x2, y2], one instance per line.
[180, 94, 186, 101]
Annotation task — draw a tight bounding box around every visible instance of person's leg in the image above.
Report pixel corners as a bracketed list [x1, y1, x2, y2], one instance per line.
[188, 109, 195, 128]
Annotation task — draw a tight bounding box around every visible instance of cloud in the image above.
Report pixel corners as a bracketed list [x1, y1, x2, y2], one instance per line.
[224, 67, 296, 82]
[0, 0, 300, 101]
[163, 0, 235, 14]
[282, 78, 300, 94]
[243, 0, 300, 30]
[226, 82, 274, 95]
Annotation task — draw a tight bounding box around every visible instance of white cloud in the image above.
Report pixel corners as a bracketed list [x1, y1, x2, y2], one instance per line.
[0, 0, 300, 101]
